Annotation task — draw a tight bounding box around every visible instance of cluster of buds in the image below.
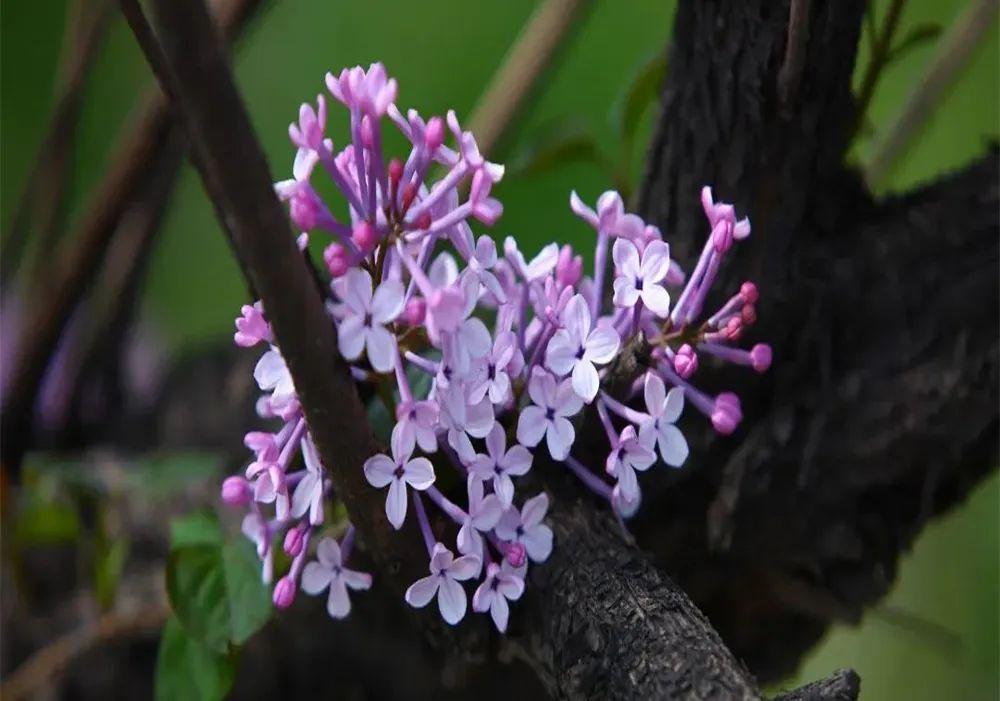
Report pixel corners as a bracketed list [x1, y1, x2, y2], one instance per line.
[221, 63, 770, 632]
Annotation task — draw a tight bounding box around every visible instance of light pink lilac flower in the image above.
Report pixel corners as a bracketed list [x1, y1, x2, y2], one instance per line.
[472, 561, 525, 633]
[363, 425, 436, 529]
[301, 538, 372, 618]
[611, 238, 672, 316]
[336, 269, 404, 373]
[404, 543, 481, 625]
[466, 424, 533, 508]
[495, 493, 553, 563]
[637, 373, 688, 468]
[516, 369, 583, 460]
[545, 294, 620, 402]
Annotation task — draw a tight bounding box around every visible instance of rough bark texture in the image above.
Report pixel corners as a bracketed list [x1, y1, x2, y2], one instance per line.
[633, 0, 999, 682]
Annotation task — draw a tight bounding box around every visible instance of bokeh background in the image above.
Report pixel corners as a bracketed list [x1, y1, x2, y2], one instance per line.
[2, 0, 997, 698]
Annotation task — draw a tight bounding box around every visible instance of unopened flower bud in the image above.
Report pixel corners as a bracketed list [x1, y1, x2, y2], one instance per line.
[741, 303, 756, 326]
[352, 221, 378, 254]
[402, 296, 426, 326]
[324, 243, 349, 277]
[722, 316, 743, 342]
[505, 542, 527, 569]
[674, 344, 698, 379]
[750, 344, 772, 373]
[284, 525, 306, 557]
[272, 576, 296, 609]
[555, 245, 583, 287]
[740, 281, 759, 304]
[221, 476, 251, 506]
[711, 392, 742, 435]
[425, 116, 445, 151]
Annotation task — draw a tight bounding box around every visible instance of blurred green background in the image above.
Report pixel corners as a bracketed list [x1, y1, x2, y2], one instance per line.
[2, 1, 997, 698]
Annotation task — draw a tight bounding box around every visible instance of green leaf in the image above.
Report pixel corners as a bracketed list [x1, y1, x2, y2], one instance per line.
[166, 534, 271, 652]
[155, 615, 236, 701]
[508, 120, 607, 177]
[127, 452, 221, 497]
[170, 510, 224, 549]
[613, 51, 667, 146]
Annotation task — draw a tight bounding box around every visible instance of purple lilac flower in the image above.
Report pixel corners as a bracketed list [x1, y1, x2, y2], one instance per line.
[221, 62, 771, 630]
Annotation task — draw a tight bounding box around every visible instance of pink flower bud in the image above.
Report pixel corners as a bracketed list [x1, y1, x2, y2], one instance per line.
[555, 244, 583, 287]
[425, 116, 445, 151]
[221, 476, 251, 506]
[285, 525, 307, 557]
[740, 281, 758, 304]
[750, 344, 772, 373]
[352, 221, 378, 254]
[711, 392, 742, 435]
[722, 316, 743, 342]
[272, 576, 296, 609]
[360, 114, 375, 148]
[401, 183, 417, 213]
[741, 303, 757, 326]
[402, 296, 426, 326]
[712, 220, 734, 253]
[324, 243, 349, 277]
[289, 188, 321, 231]
[673, 344, 698, 379]
[505, 542, 527, 569]
[388, 158, 403, 187]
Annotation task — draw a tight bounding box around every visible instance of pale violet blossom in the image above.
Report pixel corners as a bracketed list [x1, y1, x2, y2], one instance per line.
[545, 294, 620, 402]
[495, 493, 553, 563]
[336, 269, 404, 373]
[404, 543, 481, 625]
[363, 425, 435, 529]
[466, 424, 533, 508]
[638, 373, 688, 467]
[516, 369, 583, 460]
[611, 238, 672, 316]
[301, 538, 372, 618]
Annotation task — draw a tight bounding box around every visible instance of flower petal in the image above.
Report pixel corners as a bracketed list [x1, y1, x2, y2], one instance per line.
[523, 524, 553, 562]
[489, 593, 510, 633]
[385, 478, 408, 529]
[337, 315, 366, 361]
[370, 279, 405, 324]
[583, 326, 620, 365]
[402, 457, 436, 490]
[612, 238, 640, 277]
[612, 277, 640, 309]
[640, 284, 671, 317]
[437, 577, 467, 625]
[365, 324, 397, 373]
[341, 568, 373, 591]
[326, 578, 352, 618]
[500, 444, 532, 476]
[301, 561, 332, 595]
[448, 554, 482, 581]
[571, 360, 600, 403]
[341, 268, 373, 313]
[546, 417, 575, 460]
[639, 240, 671, 283]
[561, 294, 590, 343]
[405, 575, 439, 608]
[516, 406, 547, 447]
[644, 373, 667, 418]
[363, 454, 396, 488]
[662, 386, 685, 423]
[545, 331, 578, 377]
[658, 423, 689, 468]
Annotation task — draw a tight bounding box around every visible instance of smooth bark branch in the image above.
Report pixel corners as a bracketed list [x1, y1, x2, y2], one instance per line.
[121, 0, 428, 594]
[635, 0, 998, 682]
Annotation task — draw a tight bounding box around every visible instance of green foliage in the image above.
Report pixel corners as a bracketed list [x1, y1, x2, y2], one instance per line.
[613, 51, 667, 153]
[155, 616, 236, 701]
[165, 511, 272, 654]
[94, 537, 129, 610]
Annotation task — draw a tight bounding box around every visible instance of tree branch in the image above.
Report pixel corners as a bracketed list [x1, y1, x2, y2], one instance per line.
[634, 0, 998, 681]
[120, 0, 429, 599]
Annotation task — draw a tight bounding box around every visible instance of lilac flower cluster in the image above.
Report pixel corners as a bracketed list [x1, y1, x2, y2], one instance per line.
[221, 63, 771, 632]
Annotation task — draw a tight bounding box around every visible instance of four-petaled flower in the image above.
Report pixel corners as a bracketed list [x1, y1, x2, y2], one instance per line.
[495, 493, 553, 563]
[472, 561, 525, 633]
[363, 425, 435, 529]
[405, 543, 481, 625]
[395, 399, 440, 454]
[611, 238, 672, 316]
[336, 269, 404, 373]
[516, 369, 583, 460]
[545, 294, 620, 402]
[466, 424, 533, 508]
[638, 373, 688, 468]
[301, 538, 372, 618]
[605, 425, 655, 502]
[469, 330, 522, 405]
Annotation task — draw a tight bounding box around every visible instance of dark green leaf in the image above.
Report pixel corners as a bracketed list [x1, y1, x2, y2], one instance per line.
[613, 51, 667, 146]
[166, 536, 271, 652]
[155, 615, 236, 701]
[170, 510, 224, 549]
[509, 120, 606, 177]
